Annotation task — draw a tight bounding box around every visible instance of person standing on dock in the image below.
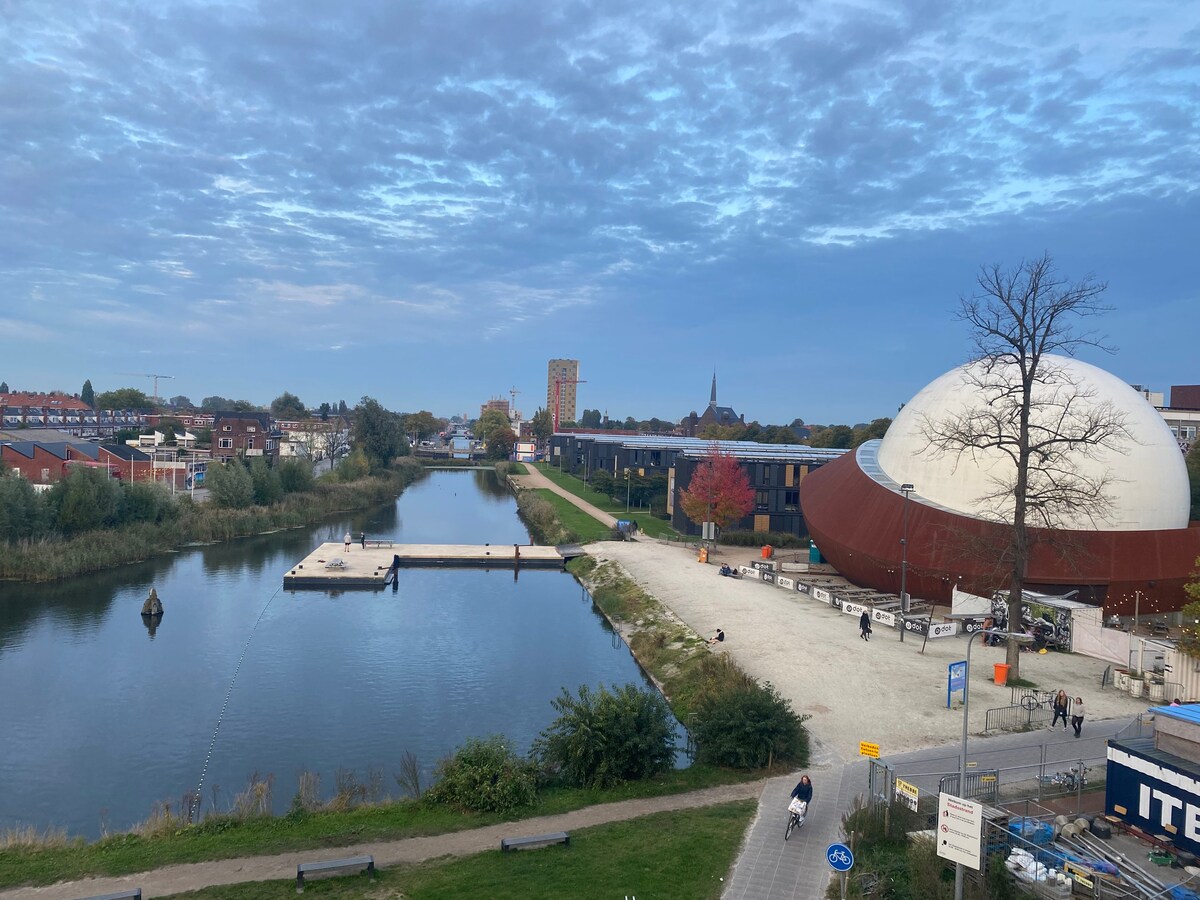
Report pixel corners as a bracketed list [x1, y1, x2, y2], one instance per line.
[343, 531, 352, 552]
[360, 532, 367, 550]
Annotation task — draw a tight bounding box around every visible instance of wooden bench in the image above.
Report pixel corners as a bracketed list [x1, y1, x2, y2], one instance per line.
[500, 831, 570, 852]
[75, 891, 141, 900]
[296, 855, 374, 892]
[364, 540, 393, 548]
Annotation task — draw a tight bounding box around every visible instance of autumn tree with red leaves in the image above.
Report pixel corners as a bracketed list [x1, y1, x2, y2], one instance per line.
[678, 446, 755, 533]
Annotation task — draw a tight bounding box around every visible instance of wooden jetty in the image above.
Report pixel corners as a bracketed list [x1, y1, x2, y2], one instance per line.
[283, 542, 580, 589]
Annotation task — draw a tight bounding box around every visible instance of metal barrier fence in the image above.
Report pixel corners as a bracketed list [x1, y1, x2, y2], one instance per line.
[985, 702, 1057, 732]
[938, 770, 1000, 805]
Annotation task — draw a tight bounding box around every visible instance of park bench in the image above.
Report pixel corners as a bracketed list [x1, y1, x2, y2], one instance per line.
[296, 855, 374, 892]
[75, 890, 141, 900]
[364, 539, 394, 548]
[500, 831, 570, 852]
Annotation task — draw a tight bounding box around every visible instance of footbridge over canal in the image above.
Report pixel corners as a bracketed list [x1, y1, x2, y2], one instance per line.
[283, 542, 585, 588]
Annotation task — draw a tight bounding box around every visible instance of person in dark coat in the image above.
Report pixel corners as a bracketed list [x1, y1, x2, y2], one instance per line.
[859, 611, 872, 641]
[1051, 690, 1070, 730]
[791, 774, 813, 803]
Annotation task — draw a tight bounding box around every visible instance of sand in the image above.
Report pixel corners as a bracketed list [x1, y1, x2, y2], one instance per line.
[587, 540, 1150, 765]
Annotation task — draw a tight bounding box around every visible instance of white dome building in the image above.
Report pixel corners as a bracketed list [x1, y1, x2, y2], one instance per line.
[875, 355, 1189, 531]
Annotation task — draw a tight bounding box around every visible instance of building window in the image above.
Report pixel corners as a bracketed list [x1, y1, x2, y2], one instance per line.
[218, 438, 233, 449]
[222, 425, 232, 432]
[246, 438, 255, 450]
[266, 440, 275, 450]
[246, 426, 257, 433]
[755, 489, 769, 511]
[784, 490, 799, 512]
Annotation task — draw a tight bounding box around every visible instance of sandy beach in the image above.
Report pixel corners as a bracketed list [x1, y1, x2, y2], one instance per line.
[588, 540, 1151, 766]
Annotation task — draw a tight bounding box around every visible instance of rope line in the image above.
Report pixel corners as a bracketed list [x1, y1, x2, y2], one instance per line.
[190, 584, 283, 821]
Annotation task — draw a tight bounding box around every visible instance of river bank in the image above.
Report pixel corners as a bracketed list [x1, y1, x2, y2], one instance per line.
[0, 459, 427, 582]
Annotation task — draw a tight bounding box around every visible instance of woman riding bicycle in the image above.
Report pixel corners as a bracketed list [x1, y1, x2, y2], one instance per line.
[791, 775, 813, 805]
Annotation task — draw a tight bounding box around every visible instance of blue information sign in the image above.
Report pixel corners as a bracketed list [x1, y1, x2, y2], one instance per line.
[947, 660, 967, 709]
[826, 842, 854, 871]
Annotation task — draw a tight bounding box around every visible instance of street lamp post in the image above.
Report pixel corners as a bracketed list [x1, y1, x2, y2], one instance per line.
[899, 483, 914, 643]
[955, 628, 1032, 900]
[624, 468, 631, 513]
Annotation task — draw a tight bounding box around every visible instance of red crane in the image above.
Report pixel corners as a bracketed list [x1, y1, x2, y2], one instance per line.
[552, 375, 587, 433]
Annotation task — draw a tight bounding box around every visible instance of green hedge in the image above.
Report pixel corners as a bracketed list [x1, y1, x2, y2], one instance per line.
[718, 530, 810, 549]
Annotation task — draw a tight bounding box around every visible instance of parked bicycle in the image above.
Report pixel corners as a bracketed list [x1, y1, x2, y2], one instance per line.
[1038, 764, 1091, 791]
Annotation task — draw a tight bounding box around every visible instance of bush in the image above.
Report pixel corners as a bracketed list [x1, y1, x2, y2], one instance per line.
[424, 736, 538, 814]
[46, 468, 123, 534]
[122, 481, 177, 524]
[205, 460, 254, 509]
[276, 458, 315, 494]
[691, 680, 808, 768]
[535, 684, 676, 788]
[336, 448, 370, 482]
[249, 457, 282, 506]
[719, 530, 810, 549]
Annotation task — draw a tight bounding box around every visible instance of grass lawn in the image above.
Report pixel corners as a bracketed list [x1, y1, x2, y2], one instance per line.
[0, 767, 757, 888]
[529, 489, 615, 542]
[533, 464, 678, 539]
[162, 801, 756, 900]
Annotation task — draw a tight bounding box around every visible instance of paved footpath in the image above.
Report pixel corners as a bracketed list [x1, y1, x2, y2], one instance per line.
[0, 782, 766, 900]
[510, 465, 619, 528]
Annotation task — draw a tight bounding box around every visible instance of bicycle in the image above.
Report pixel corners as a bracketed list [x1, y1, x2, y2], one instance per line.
[1038, 764, 1091, 791]
[784, 798, 808, 841]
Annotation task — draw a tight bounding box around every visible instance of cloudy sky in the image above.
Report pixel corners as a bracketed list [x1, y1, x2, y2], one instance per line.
[3, 0, 1197, 425]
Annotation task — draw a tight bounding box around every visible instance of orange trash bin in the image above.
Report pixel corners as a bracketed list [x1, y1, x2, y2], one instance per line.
[761, 545, 773, 559]
[698, 547, 709, 564]
[993, 663, 1010, 686]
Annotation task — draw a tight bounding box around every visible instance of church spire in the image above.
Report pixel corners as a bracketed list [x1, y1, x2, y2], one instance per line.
[710, 370, 717, 406]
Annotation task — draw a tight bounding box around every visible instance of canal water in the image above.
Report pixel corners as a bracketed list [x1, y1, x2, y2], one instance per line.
[0, 469, 666, 839]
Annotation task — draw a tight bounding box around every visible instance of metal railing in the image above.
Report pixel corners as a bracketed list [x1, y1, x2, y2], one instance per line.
[985, 702, 1056, 732]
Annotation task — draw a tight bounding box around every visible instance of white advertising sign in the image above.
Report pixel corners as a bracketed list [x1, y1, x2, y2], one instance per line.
[929, 622, 959, 638]
[872, 609, 896, 628]
[936, 793, 983, 869]
[776, 576, 795, 590]
[813, 587, 832, 603]
[843, 602, 868, 617]
[738, 566, 759, 579]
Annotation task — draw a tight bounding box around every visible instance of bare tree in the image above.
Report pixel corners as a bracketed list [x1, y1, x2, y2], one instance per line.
[921, 254, 1132, 677]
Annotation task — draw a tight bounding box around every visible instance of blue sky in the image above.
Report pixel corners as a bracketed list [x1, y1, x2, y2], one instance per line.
[2, 0, 1197, 425]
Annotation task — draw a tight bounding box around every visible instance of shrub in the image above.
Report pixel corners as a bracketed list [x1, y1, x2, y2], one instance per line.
[718, 530, 810, 549]
[336, 448, 370, 482]
[46, 468, 124, 534]
[425, 736, 538, 814]
[122, 480, 177, 524]
[205, 460, 254, 509]
[276, 458, 314, 494]
[249, 457, 282, 506]
[535, 683, 676, 788]
[691, 680, 808, 768]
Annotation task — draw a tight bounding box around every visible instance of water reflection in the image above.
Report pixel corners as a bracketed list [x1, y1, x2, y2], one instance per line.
[0, 469, 667, 839]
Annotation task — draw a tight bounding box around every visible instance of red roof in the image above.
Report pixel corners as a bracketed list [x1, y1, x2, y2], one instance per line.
[0, 392, 91, 410]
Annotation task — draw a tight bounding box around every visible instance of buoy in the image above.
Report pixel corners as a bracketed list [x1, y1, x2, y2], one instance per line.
[140, 587, 164, 617]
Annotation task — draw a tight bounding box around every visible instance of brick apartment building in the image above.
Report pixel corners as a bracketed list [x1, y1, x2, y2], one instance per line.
[210, 412, 280, 462]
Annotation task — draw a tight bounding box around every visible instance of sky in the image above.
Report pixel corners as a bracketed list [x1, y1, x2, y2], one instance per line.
[2, 0, 1197, 426]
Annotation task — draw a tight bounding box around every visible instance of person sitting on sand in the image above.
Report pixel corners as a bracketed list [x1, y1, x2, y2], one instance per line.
[706, 628, 725, 645]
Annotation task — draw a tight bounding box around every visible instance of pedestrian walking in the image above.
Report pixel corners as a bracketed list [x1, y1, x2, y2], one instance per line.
[360, 531, 367, 550]
[859, 610, 872, 642]
[1051, 690, 1069, 730]
[1071, 697, 1085, 738]
[343, 531, 352, 552]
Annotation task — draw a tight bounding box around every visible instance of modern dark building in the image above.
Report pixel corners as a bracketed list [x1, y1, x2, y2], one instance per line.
[548, 432, 845, 538]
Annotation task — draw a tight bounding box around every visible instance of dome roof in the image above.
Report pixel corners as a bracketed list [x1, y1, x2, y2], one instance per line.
[875, 355, 1189, 531]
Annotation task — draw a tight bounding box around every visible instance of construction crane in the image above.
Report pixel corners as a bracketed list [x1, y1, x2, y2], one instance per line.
[552, 375, 586, 433]
[118, 373, 175, 408]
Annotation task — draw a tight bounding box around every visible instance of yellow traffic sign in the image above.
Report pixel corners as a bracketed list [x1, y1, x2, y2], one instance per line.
[859, 741, 880, 759]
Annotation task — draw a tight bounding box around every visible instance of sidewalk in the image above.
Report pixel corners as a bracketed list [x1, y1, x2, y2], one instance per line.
[510, 465, 619, 528]
[0, 781, 767, 900]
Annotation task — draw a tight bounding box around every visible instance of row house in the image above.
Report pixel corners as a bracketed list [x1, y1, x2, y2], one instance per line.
[0, 440, 151, 483]
[211, 412, 281, 462]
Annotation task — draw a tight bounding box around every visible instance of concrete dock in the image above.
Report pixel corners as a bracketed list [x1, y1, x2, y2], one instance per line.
[283, 542, 575, 588]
